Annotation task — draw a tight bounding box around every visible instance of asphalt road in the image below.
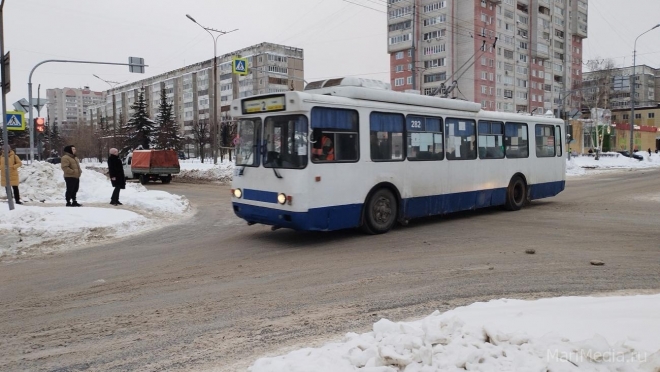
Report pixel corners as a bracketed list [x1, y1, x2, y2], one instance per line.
[1, 169, 660, 372]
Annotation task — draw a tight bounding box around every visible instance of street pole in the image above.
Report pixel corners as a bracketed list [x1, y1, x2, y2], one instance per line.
[0, 0, 14, 210]
[185, 14, 236, 165]
[93, 74, 125, 149]
[28, 59, 148, 162]
[630, 24, 660, 156]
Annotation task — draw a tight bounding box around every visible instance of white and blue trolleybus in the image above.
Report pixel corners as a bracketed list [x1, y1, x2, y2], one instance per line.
[230, 77, 565, 234]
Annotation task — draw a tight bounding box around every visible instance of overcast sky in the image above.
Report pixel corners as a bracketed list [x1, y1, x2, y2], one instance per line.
[3, 0, 660, 110]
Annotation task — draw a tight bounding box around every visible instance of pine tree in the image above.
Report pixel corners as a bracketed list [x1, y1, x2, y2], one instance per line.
[49, 123, 65, 156]
[126, 88, 155, 149]
[155, 89, 182, 150]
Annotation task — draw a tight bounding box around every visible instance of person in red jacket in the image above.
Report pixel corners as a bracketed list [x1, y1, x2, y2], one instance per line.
[312, 133, 334, 161]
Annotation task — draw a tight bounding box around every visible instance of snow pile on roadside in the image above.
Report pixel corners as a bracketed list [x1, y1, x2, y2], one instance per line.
[566, 151, 660, 177]
[0, 162, 190, 259]
[0, 206, 147, 258]
[250, 294, 660, 372]
[566, 157, 586, 176]
[14, 161, 189, 215]
[176, 160, 234, 183]
[86, 159, 235, 183]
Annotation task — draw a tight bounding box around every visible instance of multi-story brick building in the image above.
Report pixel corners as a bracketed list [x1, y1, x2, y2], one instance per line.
[386, 0, 587, 115]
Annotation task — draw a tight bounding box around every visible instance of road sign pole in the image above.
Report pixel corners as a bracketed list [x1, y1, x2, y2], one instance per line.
[28, 81, 34, 161]
[0, 0, 14, 210]
[28, 58, 148, 162]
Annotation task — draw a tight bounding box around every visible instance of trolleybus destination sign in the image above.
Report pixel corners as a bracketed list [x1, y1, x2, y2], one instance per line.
[242, 95, 286, 114]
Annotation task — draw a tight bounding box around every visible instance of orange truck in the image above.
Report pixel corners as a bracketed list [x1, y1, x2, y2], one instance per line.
[122, 149, 180, 184]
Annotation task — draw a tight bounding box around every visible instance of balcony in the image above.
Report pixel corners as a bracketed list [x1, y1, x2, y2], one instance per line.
[576, 22, 588, 38]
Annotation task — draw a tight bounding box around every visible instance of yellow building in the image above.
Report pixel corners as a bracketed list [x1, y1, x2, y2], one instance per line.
[612, 106, 660, 151]
[568, 115, 659, 154]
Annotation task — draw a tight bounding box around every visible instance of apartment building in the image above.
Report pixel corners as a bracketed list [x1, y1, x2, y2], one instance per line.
[87, 42, 304, 141]
[583, 64, 659, 110]
[46, 87, 106, 135]
[387, 0, 587, 115]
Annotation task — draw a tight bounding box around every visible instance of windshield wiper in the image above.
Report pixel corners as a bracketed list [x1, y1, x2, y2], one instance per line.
[238, 150, 252, 175]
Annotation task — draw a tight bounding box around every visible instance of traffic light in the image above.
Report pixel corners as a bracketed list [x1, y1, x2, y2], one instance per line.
[35, 117, 45, 133]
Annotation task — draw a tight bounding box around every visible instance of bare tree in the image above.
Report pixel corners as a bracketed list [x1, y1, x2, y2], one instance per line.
[66, 121, 96, 161]
[580, 58, 617, 160]
[192, 119, 210, 163]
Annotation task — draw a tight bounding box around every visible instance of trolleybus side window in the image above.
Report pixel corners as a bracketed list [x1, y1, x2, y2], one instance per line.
[406, 115, 444, 161]
[235, 118, 262, 167]
[445, 118, 477, 160]
[555, 125, 563, 157]
[263, 115, 308, 169]
[310, 107, 359, 163]
[477, 120, 505, 159]
[535, 124, 556, 157]
[504, 122, 529, 158]
[370, 112, 405, 161]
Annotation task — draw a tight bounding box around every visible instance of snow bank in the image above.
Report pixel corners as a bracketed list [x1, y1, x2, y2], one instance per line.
[15, 161, 189, 215]
[0, 162, 190, 259]
[177, 160, 234, 183]
[567, 151, 660, 177]
[0, 205, 147, 257]
[250, 294, 660, 372]
[88, 159, 235, 184]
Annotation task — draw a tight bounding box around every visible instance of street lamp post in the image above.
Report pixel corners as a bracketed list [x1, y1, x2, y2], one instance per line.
[630, 24, 660, 156]
[186, 14, 236, 164]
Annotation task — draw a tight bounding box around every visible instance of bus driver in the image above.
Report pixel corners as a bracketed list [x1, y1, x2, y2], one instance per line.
[312, 130, 334, 161]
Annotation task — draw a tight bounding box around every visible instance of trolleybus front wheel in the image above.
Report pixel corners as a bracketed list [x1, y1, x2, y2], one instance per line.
[362, 188, 398, 234]
[504, 175, 526, 211]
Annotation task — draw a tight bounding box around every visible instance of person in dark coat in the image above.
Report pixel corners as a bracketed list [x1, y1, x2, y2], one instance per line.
[107, 148, 125, 206]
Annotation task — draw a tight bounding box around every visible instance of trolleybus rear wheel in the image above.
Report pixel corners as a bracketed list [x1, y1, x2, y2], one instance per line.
[504, 176, 526, 211]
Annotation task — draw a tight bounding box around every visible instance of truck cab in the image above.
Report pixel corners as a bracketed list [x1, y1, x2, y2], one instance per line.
[122, 153, 134, 179]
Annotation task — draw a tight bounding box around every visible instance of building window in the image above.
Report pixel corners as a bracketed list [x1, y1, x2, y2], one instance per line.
[394, 78, 404, 86]
[649, 113, 655, 118]
[395, 51, 404, 60]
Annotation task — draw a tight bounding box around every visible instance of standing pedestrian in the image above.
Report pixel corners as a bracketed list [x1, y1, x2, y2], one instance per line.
[61, 145, 82, 207]
[0, 145, 23, 205]
[107, 148, 125, 205]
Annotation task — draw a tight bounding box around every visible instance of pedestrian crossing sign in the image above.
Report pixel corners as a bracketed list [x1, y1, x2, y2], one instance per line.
[232, 56, 248, 76]
[5, 111, 25, 131]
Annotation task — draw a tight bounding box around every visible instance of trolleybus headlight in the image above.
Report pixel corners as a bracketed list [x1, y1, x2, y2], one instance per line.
[232, 188, 243, 198]
[277, 193, 287, 205]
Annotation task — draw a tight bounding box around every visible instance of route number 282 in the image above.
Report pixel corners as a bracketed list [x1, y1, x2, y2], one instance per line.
[410, 120, 422, 129]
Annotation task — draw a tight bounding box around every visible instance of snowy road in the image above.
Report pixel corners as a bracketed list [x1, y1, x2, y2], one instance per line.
[1, 169, 660, 371]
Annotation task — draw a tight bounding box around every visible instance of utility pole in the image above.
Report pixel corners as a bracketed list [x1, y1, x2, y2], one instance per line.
[411, 2, 416, 91]
[186, 14, 237, 164]
[94, 74, 125, 148]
